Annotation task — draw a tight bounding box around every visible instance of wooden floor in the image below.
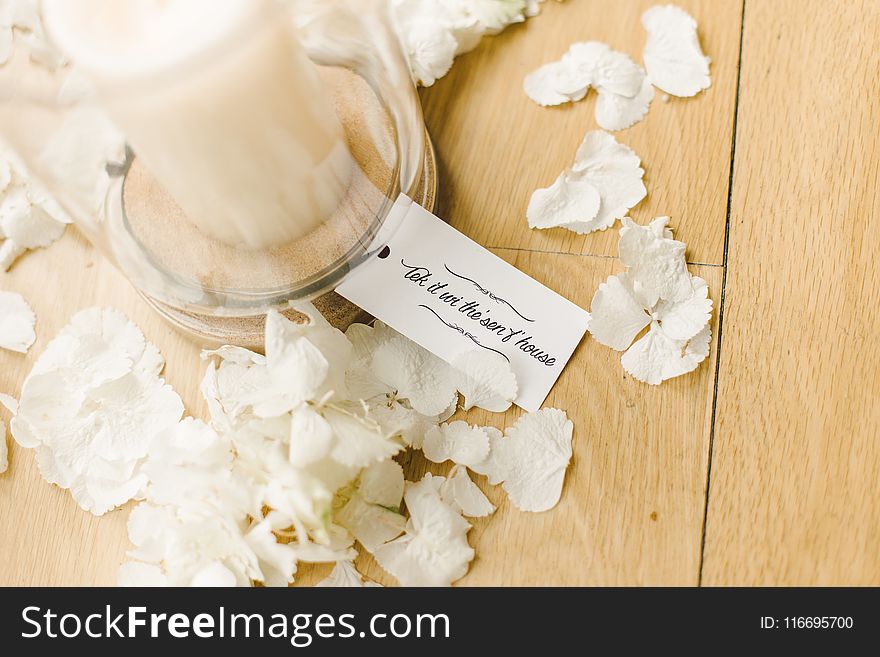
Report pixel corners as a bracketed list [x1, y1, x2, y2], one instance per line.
[1, 0, 879, 586]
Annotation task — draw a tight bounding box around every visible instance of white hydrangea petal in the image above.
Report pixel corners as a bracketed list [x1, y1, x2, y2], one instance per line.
[10, 307, 184, 515]
[523, 60, 588, 106]
[619, 217, 692, 305]
[10, 373, 78, 450]
[86, 372, 185, 463]
[423, 421, 491, 468]
[593, 47, 644, 97]
[200, 347, 270, 429]
[0, 290, 36, 353]
[467, 426, 504, 483]
[289, 541, 358, 565]
[491, 408, 573, 512]
[621, 321, 710, 384]
[369, 399, 437, 449]
[1, 200, 66, 249]
[373, 474, 474, 586]
[527, 172, 601, 233]
[642, 4, 711, 97]
[564, 40, 611, 84]
[344, 322, 394, 400]
[289, 405, 333, 466]
[397, 16, 457, 86]
[0, 392, 18, 414]
[336, 493, 406, 552]
[325, 403, 401, 468]
[437, 396, 458, 423]
[457, 0, 529, 35]
[371, 336, 458, 416]
[72, 466, 148, 516]
[141, 419, 234, 508]
[126, 501, 261, 587]
[0, 240, 25, 271]
[653, 275, 712, 341]
[285, 302, 353, 398]
[0, 150, 68, 270]
[440, 466, 495, 517]
[358, 458, 404, 508]
[335, 463, 403, 552]
[117, 562, 168, 587]
[32, 307, 153, 381]
[245, 519, 299, 587]
[594, 75, 654, 131]
[453, 349, 518, 412]
[588, 274, 651, 351]
[571, 130, 647, 231]
[251, 310, 332, 417]
[201, 344, 265, 366]
[317, 560, 381, 587]
[526, 40, 653, 130]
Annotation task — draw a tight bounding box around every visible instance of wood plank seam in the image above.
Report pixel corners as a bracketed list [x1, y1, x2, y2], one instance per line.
[697, 0, 747, 586]
[486, 245, 725, 268]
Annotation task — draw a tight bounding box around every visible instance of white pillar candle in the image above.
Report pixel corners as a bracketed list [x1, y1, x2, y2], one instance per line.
[43, 0, 352, 250]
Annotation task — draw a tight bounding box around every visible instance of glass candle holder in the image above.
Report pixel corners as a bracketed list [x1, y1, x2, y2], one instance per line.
[0, 0, 435, 347]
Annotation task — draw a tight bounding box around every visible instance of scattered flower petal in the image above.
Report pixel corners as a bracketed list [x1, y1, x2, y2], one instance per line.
[527, 172, 601, 232]
[423, 421, 491, 468]
[374, 473, 474, 586]
[369, 399, 437, 449]
[571, 131, 648, 230]
[618, 217, 692, 305]
[621, 322, 711, 384]
[344, 322, 395, 401]
[317, 560, 382, 587]
[484, 408, 573, 512]
[642, 4, 711, 97]
[594, 75, 655, 131]
[453, 349, 518, 412]
[0, 290, 36, 353]
[371, 334, 458, 416]
[528, 130, 646, 234]
[589, 217, 713, 384]
[0, 148, 70, 271]
[440, 465, 495, 517]
[392, 0, 535, 86]
[523, 41, 652, 130]
[11, 308, 184, 515]
[586, 273, 651, 351]
[396, 14, 458, 87]
[652, 275, 712, 341]
[523, 60, 589, 106]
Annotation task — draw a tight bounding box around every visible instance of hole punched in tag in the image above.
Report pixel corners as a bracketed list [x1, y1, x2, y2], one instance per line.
[377, 245, 391, 259]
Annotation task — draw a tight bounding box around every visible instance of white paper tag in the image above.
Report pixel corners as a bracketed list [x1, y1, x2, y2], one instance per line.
[336, 195, 591, 412]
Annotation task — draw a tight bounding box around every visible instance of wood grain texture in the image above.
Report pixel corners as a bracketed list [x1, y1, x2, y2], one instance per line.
[701, 0, 880, 585]
[420, 0, 742, 266]
[23, 0, 880, 587]
[0, 230, 207, 585]
[0, 232, 723, 586]
[365, 252, 722, 586]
